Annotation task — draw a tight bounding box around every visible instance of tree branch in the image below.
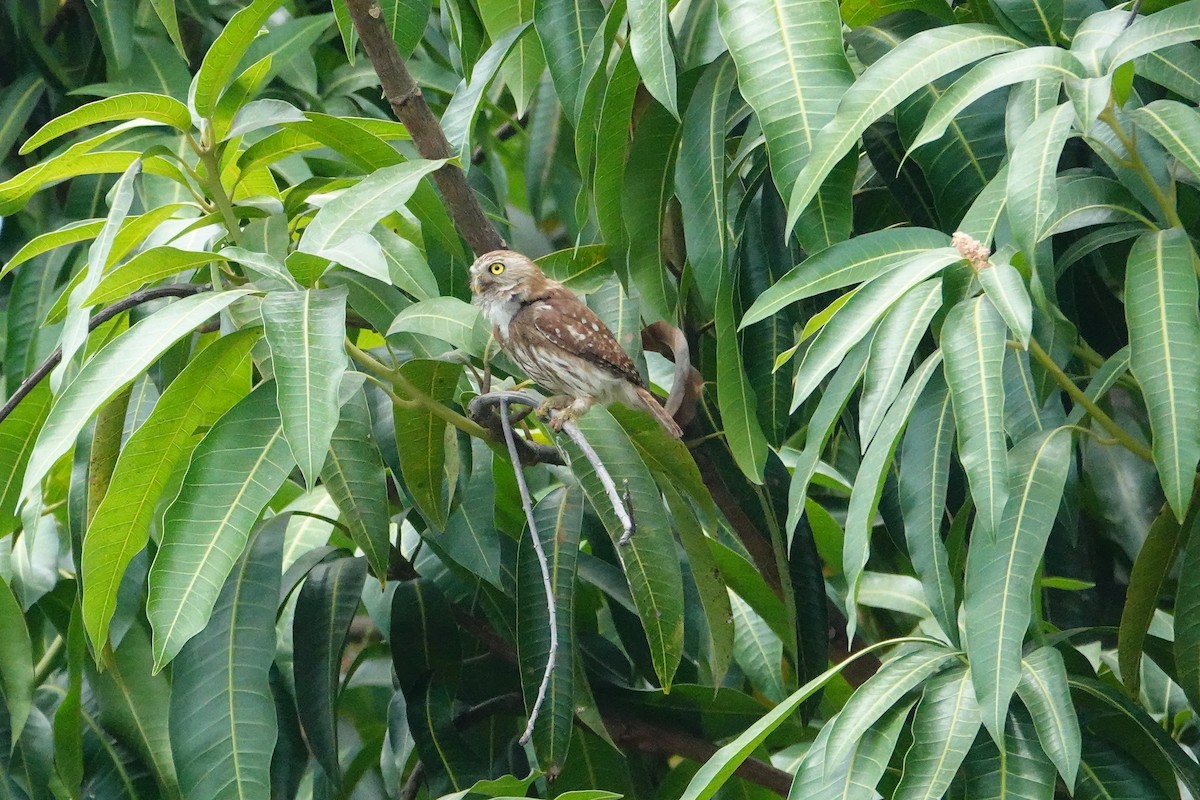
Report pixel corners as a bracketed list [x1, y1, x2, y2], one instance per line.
[343, 0, 506, 257]
[0, 284, 206, 426]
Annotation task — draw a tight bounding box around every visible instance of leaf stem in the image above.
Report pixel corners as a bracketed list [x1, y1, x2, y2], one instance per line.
[192, 131, 245, 247]
[1025, 338, 1153, 462]
[1097, 103, 1183, 232]
[346, 340, 490, 440]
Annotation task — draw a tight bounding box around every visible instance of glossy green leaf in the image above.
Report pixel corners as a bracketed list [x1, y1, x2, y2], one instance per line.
[786, 25, 1021, 232]
[1040, 175, 1153, 238]
[477, 0, 543, 115]
[894, 667, 982, 800]
[964, 427, 1071, 742]
[992, 0, 1062, 44]
[564, 406, 684, 690]
[393, 359, 461, 530]
[0, 576, 34, 747]
[1120, 502, 1189, 694]
[86, 0, 134, 72]
[963, 708, 1056, 800]
[741, 228, 948, 327]
[959, 163, 1010, 246]
[83, 332, 256, 651]
[1125, 228, 1200, 521]
[20, 94, 191, 154]
[621, 100, 680, 321]
[1075, 736, 1171, 800]
[716, 269, 768, 483]
[0, 384, 51, 538]
[21, 290, 251, 502]
[147, 382, 295, 670]
[910, 47, 1085, 151]
[84, 247, 224, 307]
[979, 260, 1033, 347]
[1016, 646, 1080, 787]
[169, 525, 281, 800]
[629, 0, 679, 117]
[518, 486, 583, 772]
[1131, 99, 1200, 182]
[194, 0, 285, 117]
[442, 23, 531, 164]
[1103, 0, 1200, 70]
[386, 297, 489, 356]
[294, 556, 366, 782]
[729, 593, 785, 702]
[1173, 501, 1200, 712]
[0, 75, 45, 162]
[320, 390, 391, 580]
[262, 288, 349, 488]
[1006, 102, 1074, 258]
[594, 48, 639, 270]
[534, 0, 604, 122]
[942, 295, 1009, 537]
[790, 698, 914, 799]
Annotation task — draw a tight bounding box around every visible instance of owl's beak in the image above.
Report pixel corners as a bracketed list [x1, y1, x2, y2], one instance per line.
[470, 275, 481, 294]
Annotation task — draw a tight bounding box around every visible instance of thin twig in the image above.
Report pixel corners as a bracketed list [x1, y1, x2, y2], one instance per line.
[0, 285, 206, 426]
[561, 420, 636, 545]
[498, 396, 557, 746]
[398, 761, 425, 800]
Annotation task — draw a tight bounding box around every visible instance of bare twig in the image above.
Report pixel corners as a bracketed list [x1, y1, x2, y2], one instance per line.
[343, 0, 506, 257]
[497, 395, 557, 746]
[0, 284, 206, 426]
[560, 420, 636, 545]
[398, 761, 425, 800]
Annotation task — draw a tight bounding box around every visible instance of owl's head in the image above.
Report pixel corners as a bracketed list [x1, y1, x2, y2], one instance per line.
[469, 250, 542, 299]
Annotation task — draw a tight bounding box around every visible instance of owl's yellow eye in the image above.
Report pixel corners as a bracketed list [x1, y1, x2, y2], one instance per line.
[489, 262, 505, 275]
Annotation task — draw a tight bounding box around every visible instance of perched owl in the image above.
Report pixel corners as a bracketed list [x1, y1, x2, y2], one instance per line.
[469, 250, 682, 438]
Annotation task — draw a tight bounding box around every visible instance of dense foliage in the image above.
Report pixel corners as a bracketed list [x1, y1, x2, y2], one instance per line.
[2, 0, 1200, 797]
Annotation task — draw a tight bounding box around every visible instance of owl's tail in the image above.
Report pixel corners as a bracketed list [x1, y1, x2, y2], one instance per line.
[632, 385, 683, 438]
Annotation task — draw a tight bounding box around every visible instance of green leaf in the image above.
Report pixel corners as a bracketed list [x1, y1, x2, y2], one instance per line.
[963, 708, 1056, 800]
[899, 373, 959, 643]
[477, 0, 544, 115]
[1125, 228, 1200, 521]
[844, 353, 943, 634]
[1075, 736, 1171, 800]
[979, 259, 1033, 347]
[320, 390, 391, 580]
[0, 576, 34, 748]
[83, 332, 256, 651]
[1103, 0, 1200, 70]
[21, 291, 251, 502]
[148, 0, 185, 57]
[87, 0, 135, 73]
[0, 384, 51, 538]
[1016, 646, 1081, 787]
[52, 600, 85, 793]
[1006, 102, 1074, 258]
[893, 667, 982, 800]
[386, 297, 489, 356]
[741, 228, 949, 327]
[147, 382, 295, 670]
[262, 288, 349, 488]
[564, 406, 684, 690]
[389, 579, 462, 694]
[621, 100, 680, 321]
[717, 0, 854, 250]
[909, 48, 1085, 151]
[991, 0, 1062, 44]
[294, 556, 367, 782]
[534, 0, 604, 122]
[964, 427, 1071, 743]
[959, 163, 1010, 246]
[20, 93, 192, 154]
[679, 636, 944, 800]
[518, 486, 583, 773]
[393, 359, 462, 530]
[675, 55, 737, 311]
[1131, 99, 1200, 183]
[629, 0, 679, 117]
[194, 0, 285, 118]
[432, 442, 501, 588]
[729, 593, 786, 702]
[1040, 175, 1153, 238]
[84, 247, 224, 307]
[442, 23, 531, 163]
[716, 269, 768, 483]
[790, 698, 914, 799]
[786, 25, 1021, 232]
[942, 295, 1009, 537]
[1173, 500, 1200, 713]
[594, 48, 639, 272]
[169, 524, 281, 800]
[791, 248, 962, 410]
[0, 75, 46, 162]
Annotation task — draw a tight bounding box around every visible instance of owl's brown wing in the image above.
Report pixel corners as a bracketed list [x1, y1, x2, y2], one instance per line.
[518, 287, 643, 387]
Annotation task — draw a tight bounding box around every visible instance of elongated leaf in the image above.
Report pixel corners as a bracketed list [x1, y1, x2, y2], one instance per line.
[629, 0, 679, 117]
[791, 249, 962, 410]
[787, 25, 1021, 232]
[1041, 175, 1152, 238]
[0, 385, 51, 538]
[320, 390, 390, 580]
[83, 332, 256, 650]
[1076, 736, 1170, 800]
[386, 297, 489, 356]
[87, 0, 134, 72]
[594, 47, 639, 269]
[790, 699, 914, 800]
[622, 100, 680, 320]
[910, 47, 1085, 151]
[393, 360, 461, 530]
[825, 646, 957, 766]
[0, 576, 33, 747]
[1173, 501, 1200, 713]
[963, 708, 1056, 800]
[1132, 100, 1200, 184]
[716, 269, 768, 483]
[942, 295, 1009, 537]
[478, 0, 543, 115]
[534, 0, 604, 122]
[964, 427, 1071, 742]
[84, 247, 224, 307]
[262, 288, 348, 487]
[742, 228, 948, 327]
[442, 23, 531, 164]
[1006, 102, 1074, 258]
[894, 667, 982, 800]
[729, 593, 785, 702]
[979, 259, 1033, 347]
[844, 353, 943, 633]
[147, 382, 295, 670]
[1017, 646, 1081, 787]
[294, 556, 367, 782]
[0, 75, 45, 162]
[564, 406, 684, 690]
[21, 93, 191, 154]
[1103, 0, 1200, 70]
[518, 486, 583, 773]
[718, 0, 854, 250]
[21, 291, 251, 501]
[194, 0, 284, 117]
[169, 524, 280, 800]
[676, 55, 736, 311]
[1125, 228, 1200, 521]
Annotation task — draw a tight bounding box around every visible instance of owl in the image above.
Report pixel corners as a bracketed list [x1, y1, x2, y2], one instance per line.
[469, 250, 682, 438]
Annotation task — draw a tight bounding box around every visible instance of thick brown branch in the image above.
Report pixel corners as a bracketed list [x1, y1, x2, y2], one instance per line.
[343, 0, 506, 257]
